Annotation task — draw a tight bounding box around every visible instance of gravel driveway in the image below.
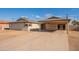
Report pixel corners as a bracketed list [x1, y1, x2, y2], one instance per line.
[0, 30, 69, 51]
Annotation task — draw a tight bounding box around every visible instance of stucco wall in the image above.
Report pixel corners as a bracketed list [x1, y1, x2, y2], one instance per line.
[10, 23, 26, 30]
[29, 23, 40, 29]
[28, 23, 40, 31]
[10, 23, 40, 31]
[76, 25, 79, 31]
[45, 23, 67, 30]
[0, 24, 9, 30]
[45, 24, 57, 30]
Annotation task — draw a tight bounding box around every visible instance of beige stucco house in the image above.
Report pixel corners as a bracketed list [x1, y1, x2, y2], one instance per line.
[0, 16, 70, 31]
[39, 16, 70, 31]
[9, 17, 40, 31]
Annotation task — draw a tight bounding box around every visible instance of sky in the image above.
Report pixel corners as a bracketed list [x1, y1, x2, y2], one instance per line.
[0, 8, 79, 21]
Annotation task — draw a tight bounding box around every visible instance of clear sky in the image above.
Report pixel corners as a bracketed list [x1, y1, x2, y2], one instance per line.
[0, 8, 79, 21]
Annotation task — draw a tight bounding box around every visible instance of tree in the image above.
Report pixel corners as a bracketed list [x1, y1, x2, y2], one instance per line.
[72, 20, 78, 31]
[72, 20, 77, 25]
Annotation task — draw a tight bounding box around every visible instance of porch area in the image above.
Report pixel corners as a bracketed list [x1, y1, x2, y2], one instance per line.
[40, 20, 68, 31]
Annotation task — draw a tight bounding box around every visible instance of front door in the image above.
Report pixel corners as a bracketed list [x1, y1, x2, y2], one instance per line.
[41, 24, 46, 30]
[58, 24, 65, 30]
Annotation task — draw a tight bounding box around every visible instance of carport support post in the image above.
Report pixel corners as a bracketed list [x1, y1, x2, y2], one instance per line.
[39, 24, 41, 31]
[27, 23, 30, 32]
[67, 20, 69, 34]
[76, 24, 77, 31]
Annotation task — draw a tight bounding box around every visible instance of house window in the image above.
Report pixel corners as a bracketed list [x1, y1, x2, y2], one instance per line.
[58, 24, 65, 30]
[4, 28, 10, 30]
[29, 24, 32, 26]
[25, 24, 28, 26]
[25, 24, 32, 27]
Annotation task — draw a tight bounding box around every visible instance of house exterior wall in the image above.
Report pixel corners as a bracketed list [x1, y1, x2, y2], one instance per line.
[29, 23, 40, 29]
[41, 21, 68, 31]
[10, 23, 40, 31]
[45, 24, 67, 31]
[0, 24, 9, 30]
[27, 23, 40, 31]
[45, 24, 57, 30]
[76, 25, 79, 31]
[65, 24, 68, 30]
[10, 23, 26, 30]
[69, 25, 76, 31]
[68, 25, 79, 31]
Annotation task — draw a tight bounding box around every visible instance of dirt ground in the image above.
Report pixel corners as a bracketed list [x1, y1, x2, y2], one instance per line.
[0, 30, 29, 41]
[0, 30, 69, 51]
[68, 31, 79, 51]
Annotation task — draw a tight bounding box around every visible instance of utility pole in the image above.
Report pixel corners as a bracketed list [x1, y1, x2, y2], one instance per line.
[66, 14, 68, 20]
[66, 14, 69, 34]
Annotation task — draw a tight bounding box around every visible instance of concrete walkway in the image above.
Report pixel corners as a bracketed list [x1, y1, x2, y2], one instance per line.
[0, 30, 69, 51]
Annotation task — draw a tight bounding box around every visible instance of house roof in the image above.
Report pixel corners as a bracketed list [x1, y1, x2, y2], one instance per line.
[9, 17, 33, 23]
[38, 16, 70, 22]
[48, 16, 61, 19]
[16, 17, 31, 22]
[9, 17, 39, 24]
[10, 16, 71, 24]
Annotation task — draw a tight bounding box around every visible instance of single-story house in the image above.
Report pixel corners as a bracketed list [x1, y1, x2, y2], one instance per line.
[0, 21, 10, 30]
[39, 16, 70, 31]
[0, 16, 70, 31]
[9, 17, 40, 31]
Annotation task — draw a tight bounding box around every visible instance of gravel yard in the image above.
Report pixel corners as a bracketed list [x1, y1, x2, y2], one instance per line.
[69, 31, 79, 51]
[0, 30, 69, 51]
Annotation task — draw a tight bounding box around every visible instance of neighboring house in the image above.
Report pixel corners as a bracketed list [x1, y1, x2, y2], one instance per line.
[69, 20, 79, 31]
[0, 21, 10, 30]
[39, 16, 70, 31]
[76, 22, 79, 31]
[9, 17, 40, 31]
